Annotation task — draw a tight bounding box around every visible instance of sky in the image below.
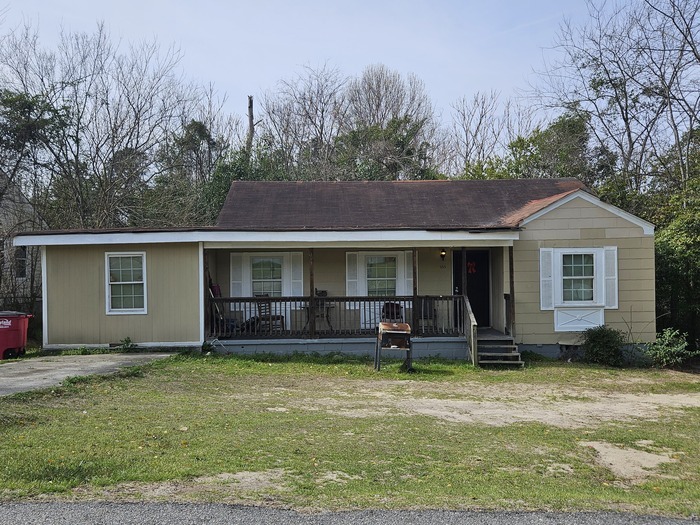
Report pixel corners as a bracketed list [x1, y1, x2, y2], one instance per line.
[3, 0, 592, 122]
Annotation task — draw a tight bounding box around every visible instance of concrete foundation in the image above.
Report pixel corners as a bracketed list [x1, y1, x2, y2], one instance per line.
[210, 336, 470, 360]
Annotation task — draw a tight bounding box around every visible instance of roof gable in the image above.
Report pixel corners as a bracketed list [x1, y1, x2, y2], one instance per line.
[215, 179, 590, 231]
[520, 190, 654, 235]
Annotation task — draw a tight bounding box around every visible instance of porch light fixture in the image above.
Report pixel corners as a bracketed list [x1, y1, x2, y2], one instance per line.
[440, 248, 446, 261]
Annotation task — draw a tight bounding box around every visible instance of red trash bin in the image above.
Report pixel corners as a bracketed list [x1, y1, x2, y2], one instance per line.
[0, 311, 33, 359]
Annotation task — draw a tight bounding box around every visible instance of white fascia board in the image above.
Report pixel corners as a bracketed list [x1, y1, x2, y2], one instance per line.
[15, 229, 520, 248]
[201, 230, 518, 248]
[13, 230, 215, 247]
[520, 190, 655, 236]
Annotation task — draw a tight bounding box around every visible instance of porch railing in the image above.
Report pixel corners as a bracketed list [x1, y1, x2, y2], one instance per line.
[207, 295, 467, 340]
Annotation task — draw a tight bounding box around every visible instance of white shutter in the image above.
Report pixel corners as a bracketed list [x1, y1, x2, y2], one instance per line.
[404, 250, 414, 295]
[540, 248, 554, 310]
[290, 252, 304, 296]
[604, 246, 618, 309]
[346, 252, 358, 296]
[230, 254, 243, 297]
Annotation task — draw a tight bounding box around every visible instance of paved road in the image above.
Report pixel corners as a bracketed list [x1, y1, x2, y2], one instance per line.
[0, 503, 695, 524]
[0, 353, 173, 395]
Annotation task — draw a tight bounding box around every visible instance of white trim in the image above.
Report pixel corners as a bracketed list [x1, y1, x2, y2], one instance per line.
[14, 229, 519, 248]
[198, 242, 205, 345]
[41, 246, 48, 348]
[230, 251, 304, 297]
[521, 190, 654, 235]
[540, 248, 554, 310]
[105, 251, 148, 315]
[355, 251, 409, 296]
[553, 248, 604, 308]
[554, 307, 605, 332]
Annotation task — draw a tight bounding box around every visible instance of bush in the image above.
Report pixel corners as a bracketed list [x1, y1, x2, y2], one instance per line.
[644, 328, 699, 368]
[581, 325, 626, 367]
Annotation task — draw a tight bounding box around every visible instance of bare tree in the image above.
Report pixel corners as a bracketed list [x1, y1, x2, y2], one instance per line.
[534, 1, 668, 195]
[0, 22, 239, 228]
[448, 91, 503, 177]
[340, 64, 439, 179]
[532, 0, 700, 204]
[260, 64, 348, 180]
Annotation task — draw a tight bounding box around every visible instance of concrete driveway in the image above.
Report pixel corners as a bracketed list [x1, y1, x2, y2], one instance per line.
[0, 353, 173, 396]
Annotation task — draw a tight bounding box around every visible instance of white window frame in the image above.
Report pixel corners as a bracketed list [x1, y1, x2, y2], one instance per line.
[347, 251, 412, 296]
[105, 252, 148, 315]
[553, 248, 605, 308]
[230, 252, 304, 298]
[540, 246, 618, 332]
[250, 255, 284, 297]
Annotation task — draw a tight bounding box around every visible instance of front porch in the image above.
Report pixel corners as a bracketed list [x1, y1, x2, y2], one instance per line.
[203, 245, 518, 364]
[206, 294, 511, 364]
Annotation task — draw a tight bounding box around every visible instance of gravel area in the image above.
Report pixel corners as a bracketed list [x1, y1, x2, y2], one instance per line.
[0, 353, 173, 396]
[0, 503, 695, 525]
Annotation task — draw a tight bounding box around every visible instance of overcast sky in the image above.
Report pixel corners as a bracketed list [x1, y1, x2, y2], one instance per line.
[4, 0, 592, 121]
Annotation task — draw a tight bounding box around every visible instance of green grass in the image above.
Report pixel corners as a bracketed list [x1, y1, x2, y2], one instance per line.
[1, 353, 699, 516]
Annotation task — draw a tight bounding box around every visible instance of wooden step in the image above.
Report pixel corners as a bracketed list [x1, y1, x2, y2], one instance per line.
[479, 351, 520, 357]
[478, 344, 519, 351]
[478, 359, 525, 367]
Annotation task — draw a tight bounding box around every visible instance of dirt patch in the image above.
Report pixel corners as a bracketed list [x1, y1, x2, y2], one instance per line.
[396, 393, 700, 428]
[284, 377, 700, 429]
[580, 441, 679, 484]
[68, 469, 291, 503]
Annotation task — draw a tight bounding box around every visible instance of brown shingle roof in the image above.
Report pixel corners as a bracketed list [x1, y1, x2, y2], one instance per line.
[215, 178, 589, 231]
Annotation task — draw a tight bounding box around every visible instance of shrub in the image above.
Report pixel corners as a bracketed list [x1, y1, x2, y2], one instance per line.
[581, 325, 626, 367]
[644, 328, 699, 368]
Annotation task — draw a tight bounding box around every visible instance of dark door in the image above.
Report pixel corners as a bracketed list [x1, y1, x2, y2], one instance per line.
[453, 250, 490, 326]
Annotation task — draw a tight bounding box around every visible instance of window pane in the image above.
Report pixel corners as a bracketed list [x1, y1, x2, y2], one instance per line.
[563, 278, 594, 302]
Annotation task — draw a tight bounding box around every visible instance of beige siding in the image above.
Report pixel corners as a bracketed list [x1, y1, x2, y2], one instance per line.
[514, 197, 655, 345]
[46, 243, 201, 345]
[209, 248, 454, 297]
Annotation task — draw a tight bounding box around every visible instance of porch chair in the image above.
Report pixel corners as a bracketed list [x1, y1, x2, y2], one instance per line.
[209, 284, 237, 337]
[256, 294, 285, 334]
[381, 301, 404, 323]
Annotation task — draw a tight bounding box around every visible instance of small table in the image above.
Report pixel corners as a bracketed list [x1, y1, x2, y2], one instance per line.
[375, 322, 412, 371]
[304, 302, 334, 332]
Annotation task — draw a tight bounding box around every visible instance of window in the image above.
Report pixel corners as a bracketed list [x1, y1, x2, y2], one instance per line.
[106, 253, 146, 314]
[230, 252, 303, 297]
[14, 246, 27, 279]
[366, 256, 397, 296]
[345, 251, 413, 297]
[562, 253, 594, 302]
[251, 256, 283, 296]
[540, 247, 618, 311]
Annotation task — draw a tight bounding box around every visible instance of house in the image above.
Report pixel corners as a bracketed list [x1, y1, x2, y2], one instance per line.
[13, 178, 655, 363]
[0, 173, 42, 312]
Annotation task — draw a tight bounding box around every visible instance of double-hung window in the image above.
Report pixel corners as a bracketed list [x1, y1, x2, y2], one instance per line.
[106, 252, 147, 314]
[251, 256, 283, 296]
[562, 253, 594, 302]
[366, 256, 397, 296]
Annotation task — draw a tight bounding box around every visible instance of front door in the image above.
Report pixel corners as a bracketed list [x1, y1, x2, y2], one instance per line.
[453, 250, 490, 326]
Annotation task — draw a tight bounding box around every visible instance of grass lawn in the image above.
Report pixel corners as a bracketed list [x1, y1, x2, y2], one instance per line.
[1, 353, 699, 516]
